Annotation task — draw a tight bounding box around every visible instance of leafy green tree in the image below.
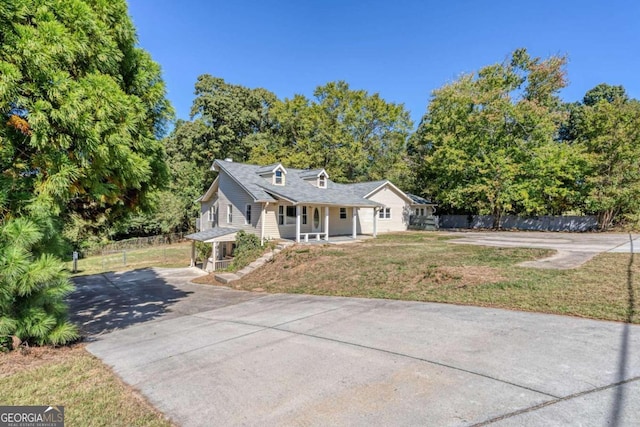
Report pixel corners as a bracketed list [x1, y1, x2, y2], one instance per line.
[159, 76, 276, 232]
[250, 81, 414, 186]
[178, 74, 277, 165]
[1, 0, 172, 224]
[583, 83, 628, 106]
[0, 0, 171, 346]
[0, 218, 78, 348]
[573, 96, 640, 228]
[410, 49, 587, 225]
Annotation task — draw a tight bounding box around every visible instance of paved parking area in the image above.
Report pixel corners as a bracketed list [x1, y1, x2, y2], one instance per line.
[444, 231, 639, 268]
[72, 268, 640, 426]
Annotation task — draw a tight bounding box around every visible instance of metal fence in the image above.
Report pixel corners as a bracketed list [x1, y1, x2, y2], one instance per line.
[82, 232, 187, 257]
[69, 242, 193, 275]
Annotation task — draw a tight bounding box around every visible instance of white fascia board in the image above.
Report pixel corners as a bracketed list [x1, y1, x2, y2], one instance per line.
[363, 181, 414, 203]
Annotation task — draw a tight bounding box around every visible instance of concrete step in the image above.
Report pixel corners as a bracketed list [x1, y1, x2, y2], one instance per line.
[214, 273, 240, 284]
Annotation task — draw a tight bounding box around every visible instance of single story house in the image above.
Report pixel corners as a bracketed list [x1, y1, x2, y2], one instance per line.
[186, 159, 436, 270]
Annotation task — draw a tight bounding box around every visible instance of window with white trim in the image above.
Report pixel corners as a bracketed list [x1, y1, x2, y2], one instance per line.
[318, 175, 326, 188]
[274, 169, 284, 185]
[302, 206, 307, 225]
[379, 207, 391, 219]
[208, 206, 215, 222]
[245, 204, 252, 225]
[278, 205, 284, 225]
[227, 204, 233, 223]
[339, 208, 347, 219]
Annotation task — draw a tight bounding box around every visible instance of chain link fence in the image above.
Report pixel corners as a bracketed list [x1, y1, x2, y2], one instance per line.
[68, 241, 193, 276]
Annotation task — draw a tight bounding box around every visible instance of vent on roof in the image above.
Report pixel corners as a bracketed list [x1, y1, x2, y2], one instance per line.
[224, 158, 233, 162]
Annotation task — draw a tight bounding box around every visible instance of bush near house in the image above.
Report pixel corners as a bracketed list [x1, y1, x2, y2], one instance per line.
[230, 231, 263, 270]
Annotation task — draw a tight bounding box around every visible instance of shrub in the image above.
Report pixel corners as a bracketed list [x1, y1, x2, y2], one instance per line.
[230, 231, 263, 270]
[0, 218, 79, 350]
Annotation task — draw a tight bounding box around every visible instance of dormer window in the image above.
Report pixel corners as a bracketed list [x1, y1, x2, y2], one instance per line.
[318, 175, 326, 188]
[274, 169, 284, 185]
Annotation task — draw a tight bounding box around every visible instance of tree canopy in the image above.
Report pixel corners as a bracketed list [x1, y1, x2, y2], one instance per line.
[0, 0, 172, 347]
[0, 0, 172, 224]
[566, 88, 640, 228]
[409, 49, 588, 225]
[249, 81, 414, 186]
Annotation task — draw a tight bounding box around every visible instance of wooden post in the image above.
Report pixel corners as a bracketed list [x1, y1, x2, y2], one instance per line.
[190, 240, 195, 267]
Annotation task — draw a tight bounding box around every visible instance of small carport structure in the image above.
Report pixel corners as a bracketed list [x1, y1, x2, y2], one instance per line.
[185, 227, 238, 272]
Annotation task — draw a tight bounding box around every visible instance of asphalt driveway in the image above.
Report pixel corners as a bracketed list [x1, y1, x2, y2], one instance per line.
[444, 231, 640, 268]
[71, 268, 640, 426]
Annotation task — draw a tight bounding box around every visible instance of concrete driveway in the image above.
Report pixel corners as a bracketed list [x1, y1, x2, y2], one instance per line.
[444, 231, 639, 268]
[71, 268, 640, 426]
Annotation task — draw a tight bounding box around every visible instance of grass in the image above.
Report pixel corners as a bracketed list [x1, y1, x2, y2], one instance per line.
[69, 243, 192, 276]
[0, 345, 173, 427]
[197, 232, 639, 323]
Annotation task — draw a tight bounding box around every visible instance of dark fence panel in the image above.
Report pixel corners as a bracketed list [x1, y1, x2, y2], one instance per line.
[438, 215, 598, 232]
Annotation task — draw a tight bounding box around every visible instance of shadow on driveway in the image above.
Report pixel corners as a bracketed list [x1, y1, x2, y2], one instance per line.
[67, 268, 193, 337]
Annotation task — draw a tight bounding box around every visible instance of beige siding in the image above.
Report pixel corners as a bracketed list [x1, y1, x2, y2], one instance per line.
[257, 203, 281, 240]
[356, 207, 377, 234]
[366, 185, 410, 233]
[329, 207, 355, 235]
[217, 173, 260, 234]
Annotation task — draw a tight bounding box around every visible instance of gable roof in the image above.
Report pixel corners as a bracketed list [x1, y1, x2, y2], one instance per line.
[406, 193, 436, 205]
[298, 169, 328, 179]
[199, 176, 219, 203]
[255, 163, 286, 175]
[210, 159, 415, 207]
[212, 160, 278, 203]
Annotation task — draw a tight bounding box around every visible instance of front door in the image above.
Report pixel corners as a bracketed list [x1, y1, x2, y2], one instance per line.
[312, 207, 322, 232]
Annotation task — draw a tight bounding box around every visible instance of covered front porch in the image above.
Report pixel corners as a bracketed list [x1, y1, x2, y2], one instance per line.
[277, 204, 381, 243]
[283, 234, 375, 245]
[185, 227, 238, 272]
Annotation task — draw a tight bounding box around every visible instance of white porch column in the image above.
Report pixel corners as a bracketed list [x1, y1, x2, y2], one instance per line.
[295, 205, 301, 243]
[373, 207, 378, 238]
[190, 240, 195, 267]
[211, 242, 216, 271]
[352, 207, 357, 239]
[324, 206, 330, 241]
[261, 202, 267, 245]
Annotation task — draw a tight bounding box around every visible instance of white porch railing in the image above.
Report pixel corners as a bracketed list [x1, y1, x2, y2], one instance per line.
[214, 258, 233, 270]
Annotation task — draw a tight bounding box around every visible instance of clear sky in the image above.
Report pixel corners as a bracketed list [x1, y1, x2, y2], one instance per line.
[128, 0, 639, 126]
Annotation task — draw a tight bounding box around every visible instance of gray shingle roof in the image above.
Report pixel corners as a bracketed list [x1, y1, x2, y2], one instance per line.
[255, 163, 282, 175]
[185, 227, 239, 242]
[340, 180, 388, 197]
[211, 159, 384, 206]
[298, 169, 326, 179]
[213, 161, 278, 202]
[406, 193, 435, 205]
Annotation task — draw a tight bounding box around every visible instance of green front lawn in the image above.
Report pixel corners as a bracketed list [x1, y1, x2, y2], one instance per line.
[196, 232, 639, 323]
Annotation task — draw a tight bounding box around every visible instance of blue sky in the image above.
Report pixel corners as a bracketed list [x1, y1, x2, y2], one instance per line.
[128, 0, 639, 126]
